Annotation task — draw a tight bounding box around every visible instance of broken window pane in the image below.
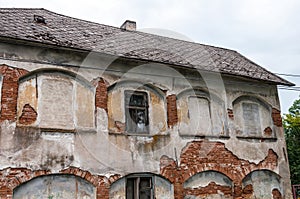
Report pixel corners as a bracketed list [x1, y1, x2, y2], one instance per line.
[125, 91, 149, 134]
[126, 177, 153, 199]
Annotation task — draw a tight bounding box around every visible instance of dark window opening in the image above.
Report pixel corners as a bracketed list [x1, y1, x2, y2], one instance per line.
[126, 176, 153, 199]
[125, 91, 149, 134]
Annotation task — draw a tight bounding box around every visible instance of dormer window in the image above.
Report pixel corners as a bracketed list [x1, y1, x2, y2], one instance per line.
[125, 91, 149, 134]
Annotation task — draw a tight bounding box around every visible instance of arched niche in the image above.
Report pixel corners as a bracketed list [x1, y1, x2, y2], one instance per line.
[177, 88, 227, 137]
[183, 170, 233, 199]
[242, 170, 282, 199]
[13, 174, 96, 199]
[233, 96, 274, 138]
[110, 173, 174, 199]
[17, 69, 95, 130]
[107, 80, 167, 135]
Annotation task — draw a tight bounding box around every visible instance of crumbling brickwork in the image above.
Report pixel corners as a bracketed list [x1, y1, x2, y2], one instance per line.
[227, 108, 234, 120]
[18, 104, 37, 125]
[0, 64, 28, 122]
[272, 108, 283, 127]
[95, 78, 108, 111]
[160, 141, 279, 199]
[167, 94, 178, 127]
[185, 182, 233, 198]
[0, 8, 293, 199]
[0, 167, 115, 199]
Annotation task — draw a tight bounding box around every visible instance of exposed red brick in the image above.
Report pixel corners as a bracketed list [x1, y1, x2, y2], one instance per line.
[18, 104, 37, 125]
[0, 167, 110, 199]
[227, 108, 234, 120]
[160, 141, 279, 198]
[242, 184, 253, 198]
[264, 126, 273, 136]
[272, 108, 282, 127]
[184, 182, 233, 198]
[0, 65, 28, 122]
[272, 188, 282, 199]
[108, 174, 121, 184]
[95, 78, 108, 111]
[167, 94, 178, 127]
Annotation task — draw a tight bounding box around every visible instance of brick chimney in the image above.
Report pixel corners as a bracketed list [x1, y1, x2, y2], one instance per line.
[120, 20, 136, 31]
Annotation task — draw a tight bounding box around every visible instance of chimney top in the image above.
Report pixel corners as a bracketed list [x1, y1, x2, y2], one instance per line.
[120, 20, 136, 31]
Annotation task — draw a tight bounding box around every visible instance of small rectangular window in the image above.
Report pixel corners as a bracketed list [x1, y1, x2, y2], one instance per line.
[126, 177, 153, 199]
[242, 102, 261, 135]
[125, 91, 149, 134]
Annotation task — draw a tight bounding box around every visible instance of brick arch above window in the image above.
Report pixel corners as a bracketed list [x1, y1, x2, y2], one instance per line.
[13, 174, 97, 199]
[0, 167, 112, 199]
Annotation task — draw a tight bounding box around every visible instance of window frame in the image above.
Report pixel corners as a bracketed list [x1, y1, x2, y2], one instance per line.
[124, 90, 150, 135]
[126, 174, 154, 199]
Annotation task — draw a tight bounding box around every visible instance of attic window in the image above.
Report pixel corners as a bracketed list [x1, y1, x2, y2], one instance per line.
[34, 15, 46, 24]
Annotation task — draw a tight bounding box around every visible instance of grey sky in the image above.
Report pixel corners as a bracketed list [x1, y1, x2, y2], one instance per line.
[1, 0, 299, 113]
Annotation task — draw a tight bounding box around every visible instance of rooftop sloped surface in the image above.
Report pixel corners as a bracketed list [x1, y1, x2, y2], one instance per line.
[0, 8, 293, 85]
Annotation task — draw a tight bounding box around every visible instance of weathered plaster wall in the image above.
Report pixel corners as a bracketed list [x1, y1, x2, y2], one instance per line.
[13, 174, 96, 199]
[0, 43, 293, 199]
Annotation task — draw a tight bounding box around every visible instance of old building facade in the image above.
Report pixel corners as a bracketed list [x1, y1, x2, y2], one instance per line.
[0, 8, 294, 199]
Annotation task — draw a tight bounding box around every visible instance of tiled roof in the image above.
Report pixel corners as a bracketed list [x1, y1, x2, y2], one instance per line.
[0, 8, 293, 85]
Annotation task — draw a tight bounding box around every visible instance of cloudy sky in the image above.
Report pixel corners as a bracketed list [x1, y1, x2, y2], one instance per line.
[1, 0, 299, 113]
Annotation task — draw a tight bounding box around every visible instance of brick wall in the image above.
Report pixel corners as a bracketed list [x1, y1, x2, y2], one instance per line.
[0, 64, 28, 122]
[95, 78, 108, 111]
[18, 104, 37, 125]
[167, 94, 178, 127]
[272, 108, 283, 127]
[160, 141, 279, 199]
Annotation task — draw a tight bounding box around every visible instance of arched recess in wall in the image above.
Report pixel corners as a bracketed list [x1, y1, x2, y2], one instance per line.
[17, 69, 95, 131]
[183, 170, 233, 199]
[110, 172, 174, 199]
[232, 95, 274, 138]
[107, 80, 167, 135]
[177, 88, 227, 137]
[13, 174, 96, 199]
[242, 169, 283, 199]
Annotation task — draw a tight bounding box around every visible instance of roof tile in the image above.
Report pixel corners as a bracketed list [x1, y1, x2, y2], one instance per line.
[0, 8, 293, 85]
